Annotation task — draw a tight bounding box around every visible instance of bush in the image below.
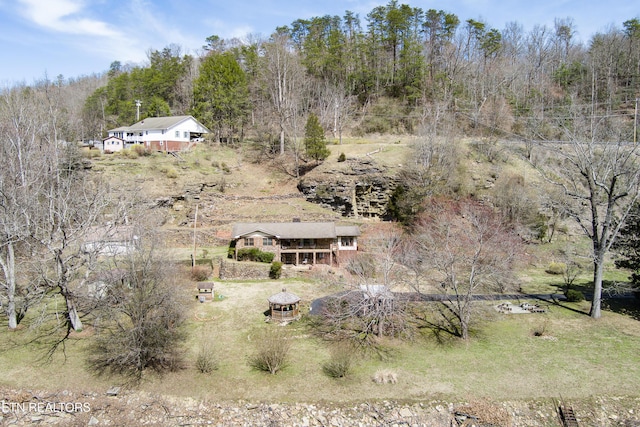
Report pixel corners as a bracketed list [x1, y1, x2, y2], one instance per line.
[237, 248, 274, 263]
[565, 289, 585, 302]
[132, 144, 151, 156]
[269, 261, 282, 279]
[247, 328, 291, 374]
[322, 346, 353, 379]
[195, 343, 218, 374]
[82, 149, 101, 159]
[337, 152, 346, 162]
[120, 148, 139, 159]
[165, 167, 178, 179]
[191, 265, 210, 281]
[545, 261, 566, 275]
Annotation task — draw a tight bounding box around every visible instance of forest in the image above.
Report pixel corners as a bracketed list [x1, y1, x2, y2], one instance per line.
[10, 1, 637, 150]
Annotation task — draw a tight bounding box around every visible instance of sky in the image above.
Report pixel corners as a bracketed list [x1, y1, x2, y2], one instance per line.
[0, 0, 638, 85]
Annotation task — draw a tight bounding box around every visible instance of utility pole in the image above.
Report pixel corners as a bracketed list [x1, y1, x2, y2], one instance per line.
[135, 99, 142, 122]
[192, 204, 199, 269]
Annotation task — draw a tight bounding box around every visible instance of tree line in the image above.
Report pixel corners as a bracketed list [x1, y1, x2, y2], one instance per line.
[69, 1, 640, 151]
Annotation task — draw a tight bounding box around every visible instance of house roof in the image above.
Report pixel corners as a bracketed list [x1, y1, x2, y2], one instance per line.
[268, 288, 300, 305]
[84, 225, 137, 243]
[336, 225, 360, 237]
[232, 222, 360, 240]
[108, 115, 210, 133]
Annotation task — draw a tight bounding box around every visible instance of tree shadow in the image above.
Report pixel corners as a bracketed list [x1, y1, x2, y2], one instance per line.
[530, 294, 590, 316]
[602, 297, 640, 321]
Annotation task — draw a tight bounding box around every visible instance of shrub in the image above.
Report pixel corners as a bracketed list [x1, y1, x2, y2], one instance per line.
[166, 167, 178, 179]
[120, 148, 139, 159]
[82, 149, 101, 159]
[322, 346, 353, 379]
[247, 328, 291, 374]
[337, 152, 346, 162]
[237, 248, 274, 263]
[132, 144, 151, 156]
[191, 266, 210, 282]
[545, 261, 566, 275]
[565, 289, 585, 302]
[269, 261, 283, 279]
[195, 343, 218, 374]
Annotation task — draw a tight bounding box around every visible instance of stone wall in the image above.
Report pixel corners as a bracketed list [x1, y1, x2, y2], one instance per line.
[219, 259, 270, 280]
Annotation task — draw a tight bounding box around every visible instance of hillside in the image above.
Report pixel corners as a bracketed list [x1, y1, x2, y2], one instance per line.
[1, 138, 637, 426]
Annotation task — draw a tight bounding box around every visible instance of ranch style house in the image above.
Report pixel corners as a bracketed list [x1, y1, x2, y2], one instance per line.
[231, 222, 360, 266]
[104, 115, 209, 153]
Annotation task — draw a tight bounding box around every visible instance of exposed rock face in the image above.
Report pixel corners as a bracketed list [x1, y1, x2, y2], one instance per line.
[298, 159, 398, 218]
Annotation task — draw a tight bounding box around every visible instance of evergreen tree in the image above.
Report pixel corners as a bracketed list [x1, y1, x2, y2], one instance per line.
[192, 51, 250, 143]
[304, 113, 330, 163]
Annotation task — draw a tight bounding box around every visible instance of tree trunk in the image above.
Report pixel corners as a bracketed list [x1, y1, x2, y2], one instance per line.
[590, 254, 605, 319]
[7, 296, 17, 329]
[279, 128, 285, 155]
[67, 298, 83, 331]
[1, 243, 18, 329]
[61, 285, 83, 331]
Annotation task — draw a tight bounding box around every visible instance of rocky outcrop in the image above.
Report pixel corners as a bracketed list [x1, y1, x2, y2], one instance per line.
[298, 159, 398, 218]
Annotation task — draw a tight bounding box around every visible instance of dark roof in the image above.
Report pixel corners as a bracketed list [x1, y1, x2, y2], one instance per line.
[268, 288, 300, 305]
[232, 222, 360, 240]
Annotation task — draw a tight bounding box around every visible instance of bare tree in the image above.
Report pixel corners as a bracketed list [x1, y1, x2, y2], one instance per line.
[88, 227, 187, 382]
[261, 33, 305, 156]
[319, 229, 410, 345]
[537, 109, 640, 318]
[0, 82, 111, 333]
[405, 198, 522, 340]
[0, 85, 47, 329]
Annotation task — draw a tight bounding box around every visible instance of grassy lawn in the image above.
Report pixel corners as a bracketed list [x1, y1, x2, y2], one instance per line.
[1, 269, 639, 404]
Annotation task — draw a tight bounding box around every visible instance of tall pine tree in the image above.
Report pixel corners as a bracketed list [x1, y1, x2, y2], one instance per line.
[304, 113, 330, 163]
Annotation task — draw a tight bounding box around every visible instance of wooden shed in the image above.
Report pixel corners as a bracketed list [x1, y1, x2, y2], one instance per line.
[197, 282, 215, 302]
[268, 288, 300, 322]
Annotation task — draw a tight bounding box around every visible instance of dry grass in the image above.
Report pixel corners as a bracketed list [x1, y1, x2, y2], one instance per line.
[1, 141, 639, 406]
[2, 273, 638, 404]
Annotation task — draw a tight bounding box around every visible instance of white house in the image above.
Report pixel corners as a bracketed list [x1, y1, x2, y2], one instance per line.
[102, 135, 125, 153]
[105, 115, 210, 152]
[82, 225, 139, 257]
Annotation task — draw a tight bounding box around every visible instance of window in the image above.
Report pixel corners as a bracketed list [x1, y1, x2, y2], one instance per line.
[184, 131, 188, 138]
[263, 237, 273, 246]
[244, 238, 254, 246]
[175, 130, 179, 138]
[341, 237, 354, 247]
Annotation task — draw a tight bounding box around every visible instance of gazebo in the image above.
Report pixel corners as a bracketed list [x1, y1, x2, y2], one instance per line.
[268, 288, 301, 322]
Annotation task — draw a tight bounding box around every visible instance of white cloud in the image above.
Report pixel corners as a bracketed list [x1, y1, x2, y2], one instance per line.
[18, 0, 119, 36]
